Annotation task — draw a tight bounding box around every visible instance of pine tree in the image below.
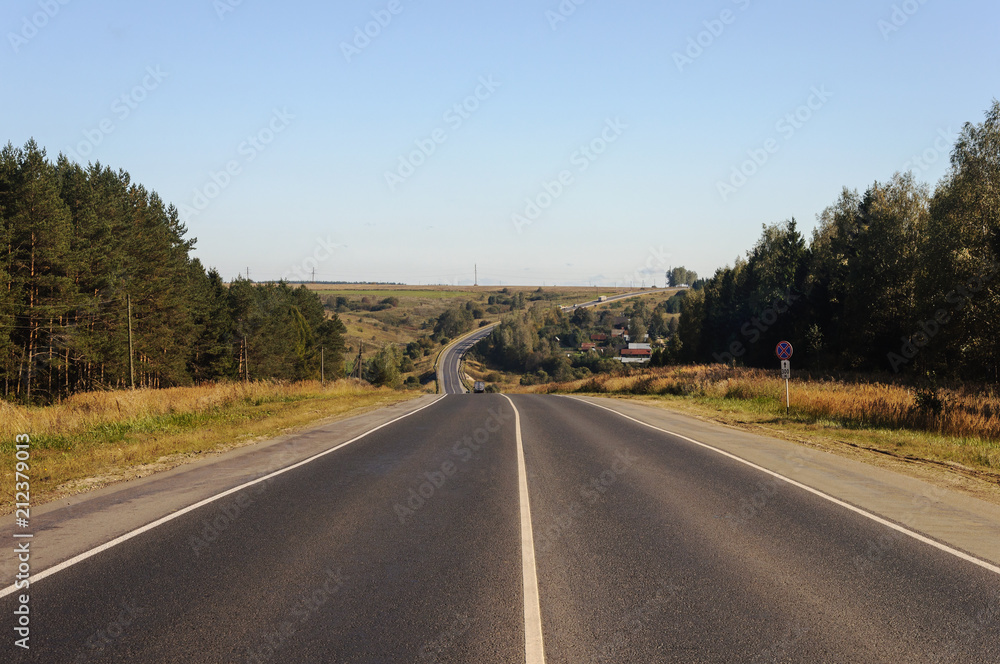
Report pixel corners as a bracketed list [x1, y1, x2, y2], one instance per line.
[5, 141, 74, 401]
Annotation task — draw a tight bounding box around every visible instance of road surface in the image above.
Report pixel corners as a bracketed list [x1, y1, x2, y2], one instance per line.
[437, 289, 662, 395]
[559, 288, 671, 312]
[4, 367, 1000, 661]
[437, 324, 497, 394]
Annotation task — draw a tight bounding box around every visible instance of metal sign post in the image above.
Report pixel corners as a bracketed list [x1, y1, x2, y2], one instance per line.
[780, 360, 791, 412]
[776, 342, 793, 414]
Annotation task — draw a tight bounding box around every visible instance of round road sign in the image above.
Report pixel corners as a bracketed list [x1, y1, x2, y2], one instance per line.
[775, 341, 793, 360]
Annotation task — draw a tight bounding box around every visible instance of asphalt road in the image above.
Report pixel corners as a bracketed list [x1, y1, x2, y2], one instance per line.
[517, 395, 1000, 663]
[4, 389, 1000, 661]
[558, 288, 669, 312]
[437, 289, 661, 395]
[437, 324, 497, 394]
[4, 395, 524, 663]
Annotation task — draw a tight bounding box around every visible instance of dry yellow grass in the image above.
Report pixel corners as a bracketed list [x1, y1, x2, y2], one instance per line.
[517, 365, 1000, 477]
[1, 380, 417, 512]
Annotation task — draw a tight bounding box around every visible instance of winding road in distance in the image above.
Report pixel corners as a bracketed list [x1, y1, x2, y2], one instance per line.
[438, 288, 662, 394]
[437, 324, 497, 395]
[4, 291, 1000, 662]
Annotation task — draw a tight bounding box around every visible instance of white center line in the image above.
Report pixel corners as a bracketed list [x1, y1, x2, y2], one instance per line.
[566, 395, 1000, 577]
[502, 394, 546, 664]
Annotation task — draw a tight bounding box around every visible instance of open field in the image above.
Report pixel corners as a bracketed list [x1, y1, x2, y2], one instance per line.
[310, 283, 650, 381]
[514, 365, 1000, 502]
[0, 380, 417, 513]
[301, 283, 634, 296]
[314, 289, 479, 300]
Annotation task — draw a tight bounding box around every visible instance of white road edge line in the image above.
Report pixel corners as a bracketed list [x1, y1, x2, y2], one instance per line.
[502, 394, 546, 664]
[0, 395, 448, 599]
[564, 395, 1000, 577]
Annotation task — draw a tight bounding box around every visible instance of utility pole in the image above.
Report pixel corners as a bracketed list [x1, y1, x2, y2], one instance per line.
[312, 267, 316, 284]
[321, 347, 325, 385]
[475, 264, 478, 287]
[354, 342, 364, 379]
[127, 293, 135, 390]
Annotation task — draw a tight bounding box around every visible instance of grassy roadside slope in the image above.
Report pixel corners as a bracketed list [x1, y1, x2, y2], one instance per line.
[515, 365, 1000, 502]
[1, 380, 418, 513]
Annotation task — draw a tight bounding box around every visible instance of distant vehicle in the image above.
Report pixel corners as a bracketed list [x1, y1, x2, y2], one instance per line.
[598, 295, 608, 302]
[473, 381, 486, 393]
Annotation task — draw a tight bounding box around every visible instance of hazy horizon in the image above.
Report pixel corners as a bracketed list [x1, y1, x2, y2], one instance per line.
[5, 0, 997, 285]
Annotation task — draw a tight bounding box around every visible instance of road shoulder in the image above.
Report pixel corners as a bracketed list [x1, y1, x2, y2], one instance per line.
[569, 395, 1000, 569]
[0, 395, 440, 579]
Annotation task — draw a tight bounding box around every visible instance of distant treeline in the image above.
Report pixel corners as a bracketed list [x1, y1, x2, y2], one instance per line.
[674, 102, 1000, 381]
[0, 140, 345, 403]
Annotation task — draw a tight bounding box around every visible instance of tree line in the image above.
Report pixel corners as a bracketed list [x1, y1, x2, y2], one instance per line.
[472, 297, 684, 383]
[673, 102, 1000, 382]
[0, 140, 346, 403]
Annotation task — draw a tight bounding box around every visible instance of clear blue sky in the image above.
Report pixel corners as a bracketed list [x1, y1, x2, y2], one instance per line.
[3, 0, 998, 285]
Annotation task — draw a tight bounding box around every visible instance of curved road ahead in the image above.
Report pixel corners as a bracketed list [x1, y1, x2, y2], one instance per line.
[437, 324, 497, 394]
[4, 334, 1000, 662]
[438, 289, 665, 394]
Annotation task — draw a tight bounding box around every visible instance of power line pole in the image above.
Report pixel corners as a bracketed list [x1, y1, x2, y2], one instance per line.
[475, 264, 478, 287]
[354, 342, 364, 379]
[127, 293, 135, 390]
[321, 347, 325, 385]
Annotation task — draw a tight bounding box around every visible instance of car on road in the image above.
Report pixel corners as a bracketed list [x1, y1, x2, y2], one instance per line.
[473, 381, 486, 393]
